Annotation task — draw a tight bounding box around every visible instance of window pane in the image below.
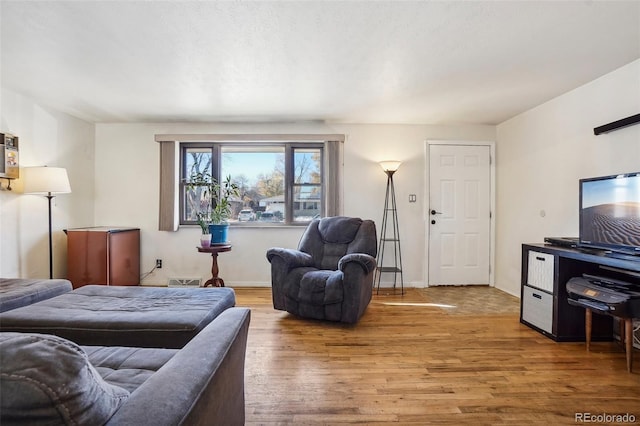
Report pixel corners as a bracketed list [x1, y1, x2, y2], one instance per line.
[221, 147, 285, 222]
[293, 147, 322, 221]
[294, 148, 322, 184]
[293, 185, 321, 222]
[183, 148, 212, 221]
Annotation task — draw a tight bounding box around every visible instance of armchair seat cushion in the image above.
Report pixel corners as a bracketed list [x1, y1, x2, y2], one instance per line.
[296, 270, 344, 305]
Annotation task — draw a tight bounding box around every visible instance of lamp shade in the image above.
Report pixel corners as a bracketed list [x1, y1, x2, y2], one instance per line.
[379, 161, 402, 172]
[22, 166, 71, 194]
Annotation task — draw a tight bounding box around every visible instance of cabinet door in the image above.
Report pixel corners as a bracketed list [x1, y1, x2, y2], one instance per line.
[107, 230, 140, 286]
[67, 231, 108, 288]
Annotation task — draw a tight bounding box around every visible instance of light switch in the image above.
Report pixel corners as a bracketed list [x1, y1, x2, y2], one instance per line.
[409, 194, 417, 203]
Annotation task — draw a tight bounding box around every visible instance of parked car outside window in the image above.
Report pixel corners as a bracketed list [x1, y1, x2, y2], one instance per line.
[238, 209, 256, 222]
[259, 212, 276, 222]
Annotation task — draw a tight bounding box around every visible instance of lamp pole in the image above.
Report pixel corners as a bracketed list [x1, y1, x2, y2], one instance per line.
[46, 193, 54, 279]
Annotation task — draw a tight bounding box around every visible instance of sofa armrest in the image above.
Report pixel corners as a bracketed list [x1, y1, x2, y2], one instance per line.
[105, 307, 251, 426]
[266, 247, 314, 270]
[0, 279, 72, 313]
[339, 255, 376, 324]
[338, 253, 376, 275]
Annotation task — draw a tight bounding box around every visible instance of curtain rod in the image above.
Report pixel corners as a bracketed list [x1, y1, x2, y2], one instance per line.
[155, 134, 345, 142]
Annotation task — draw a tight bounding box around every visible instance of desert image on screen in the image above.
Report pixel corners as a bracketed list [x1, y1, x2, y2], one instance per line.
[581, 202, 640, 246]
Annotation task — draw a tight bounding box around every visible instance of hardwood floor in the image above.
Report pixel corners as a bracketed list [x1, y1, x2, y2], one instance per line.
[234, 287, 639, 425]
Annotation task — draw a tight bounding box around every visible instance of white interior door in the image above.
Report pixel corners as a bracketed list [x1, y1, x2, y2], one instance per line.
[428, 144, 491, 286]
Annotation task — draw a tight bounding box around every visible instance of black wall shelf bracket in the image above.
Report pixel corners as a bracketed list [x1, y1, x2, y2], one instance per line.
[593, 113, 640, 135]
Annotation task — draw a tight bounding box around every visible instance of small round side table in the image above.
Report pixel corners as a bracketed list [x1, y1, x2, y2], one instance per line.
[197, 244, 232, 287]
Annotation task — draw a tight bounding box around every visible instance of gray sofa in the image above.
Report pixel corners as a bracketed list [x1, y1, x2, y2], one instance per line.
[1, 307, 251, 425]
[0, 279, 251, 425]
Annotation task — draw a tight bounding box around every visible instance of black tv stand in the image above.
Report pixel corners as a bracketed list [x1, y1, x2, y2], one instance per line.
[604, 251, 640, 263]
[521, 243, 640, 342]
[576, 247, 605, 256]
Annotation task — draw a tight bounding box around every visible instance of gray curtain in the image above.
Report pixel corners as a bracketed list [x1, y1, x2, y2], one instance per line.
[325, 140, 343, 217]
[158, 141, 178, 231]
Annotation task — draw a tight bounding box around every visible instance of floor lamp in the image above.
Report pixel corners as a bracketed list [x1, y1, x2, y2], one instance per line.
[375, 160, 404, 295]
[22, 166, 72, 279]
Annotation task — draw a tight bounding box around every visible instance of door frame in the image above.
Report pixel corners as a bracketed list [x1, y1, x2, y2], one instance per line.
[423, 139, 496, 288]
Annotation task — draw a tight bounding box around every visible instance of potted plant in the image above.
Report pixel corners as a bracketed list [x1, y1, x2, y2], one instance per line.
[197, 212, 211, 248]
[208, 175, 240, 244]
[187, 171, 240, 245]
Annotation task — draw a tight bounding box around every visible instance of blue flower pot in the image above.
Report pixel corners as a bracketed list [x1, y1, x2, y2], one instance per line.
[208, 223, 229, 245]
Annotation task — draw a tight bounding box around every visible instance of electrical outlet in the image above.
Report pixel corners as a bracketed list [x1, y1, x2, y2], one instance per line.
[156, 259, 162, 269]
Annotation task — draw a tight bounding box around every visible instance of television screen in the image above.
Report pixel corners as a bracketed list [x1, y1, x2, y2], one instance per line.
[579, 172, 640, 255]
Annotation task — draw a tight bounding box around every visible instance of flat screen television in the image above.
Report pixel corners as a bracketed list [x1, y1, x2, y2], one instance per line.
[578, 171, 640, 258]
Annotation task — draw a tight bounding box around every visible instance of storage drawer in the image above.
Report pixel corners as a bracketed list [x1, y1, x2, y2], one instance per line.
[527, 251, 554, 292]
[522, 285, 553, 334]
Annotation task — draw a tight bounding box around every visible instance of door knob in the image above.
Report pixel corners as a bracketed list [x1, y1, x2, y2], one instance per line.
[431, 220, 436, 225]
[430, 209, 443, 215]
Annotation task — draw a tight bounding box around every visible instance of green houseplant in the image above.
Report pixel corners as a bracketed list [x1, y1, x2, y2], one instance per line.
[196, 212, 211, 247]
[187, 171, 240, 245]
[208, 175, 240, 244]
[209, 175, 240, 225]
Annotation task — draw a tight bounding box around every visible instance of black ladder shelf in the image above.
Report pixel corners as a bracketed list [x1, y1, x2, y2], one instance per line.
[375, 172, 404, 295]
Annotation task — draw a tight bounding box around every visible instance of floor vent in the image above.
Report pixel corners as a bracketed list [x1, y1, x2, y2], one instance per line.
[168, 278, 202, 288]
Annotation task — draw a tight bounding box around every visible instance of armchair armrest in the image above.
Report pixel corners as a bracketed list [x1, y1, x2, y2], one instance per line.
[338, 253, 377, 274]
[266, 248, 315, 270]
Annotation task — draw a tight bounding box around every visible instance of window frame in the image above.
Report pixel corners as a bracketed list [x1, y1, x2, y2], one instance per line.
[179, 141, 325, 227]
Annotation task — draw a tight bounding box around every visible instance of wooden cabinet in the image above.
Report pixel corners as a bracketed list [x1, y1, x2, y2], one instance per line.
[519, 244, 640, 341]
[66, 227, 140, 289]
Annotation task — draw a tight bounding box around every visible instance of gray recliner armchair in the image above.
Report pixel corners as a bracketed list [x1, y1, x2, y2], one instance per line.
[266, 216, 377, 324]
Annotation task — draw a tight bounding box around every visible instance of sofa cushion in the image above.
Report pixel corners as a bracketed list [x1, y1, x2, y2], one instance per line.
[83, 345, 178, 393]
[0, 278, 72, 313]
[0, 285, 236, 348]
[0, 332, 129, 425]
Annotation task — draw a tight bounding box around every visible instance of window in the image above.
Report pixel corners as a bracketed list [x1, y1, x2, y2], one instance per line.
[157, 134, 343, 231]
[180, 142, 324, 225]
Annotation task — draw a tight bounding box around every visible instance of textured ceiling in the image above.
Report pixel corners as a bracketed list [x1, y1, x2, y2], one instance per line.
[1, 1, 639, 125]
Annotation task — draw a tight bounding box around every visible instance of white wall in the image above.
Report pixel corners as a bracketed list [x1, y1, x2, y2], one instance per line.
[495, 59, 640, 296]
[4, 59, 637, 293]
[0, 89, 95, 278]
[94, 122, 494, 287]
